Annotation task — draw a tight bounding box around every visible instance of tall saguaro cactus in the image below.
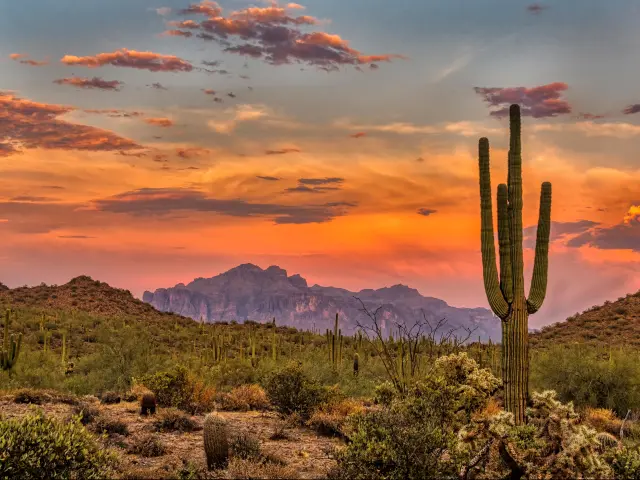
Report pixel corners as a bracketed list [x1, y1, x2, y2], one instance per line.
[1, 309, 22, 372]
[478, 104, 552, 424]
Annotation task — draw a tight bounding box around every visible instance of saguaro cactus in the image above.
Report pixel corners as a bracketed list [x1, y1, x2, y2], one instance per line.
[478, 104, 552, 424]
[1, 309, 22, 372]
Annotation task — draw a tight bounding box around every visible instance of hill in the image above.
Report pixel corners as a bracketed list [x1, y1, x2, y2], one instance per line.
[530, 290, 640, 347]
[143, 263, 501, 341]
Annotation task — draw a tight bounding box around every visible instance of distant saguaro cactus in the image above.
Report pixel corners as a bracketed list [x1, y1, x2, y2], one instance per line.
[353, 353, 359, 377]
[140, 392, 157, 415]
[478, 104, 552, 424]
[204, 412, 229, 470]
[1, 309, 22, 372]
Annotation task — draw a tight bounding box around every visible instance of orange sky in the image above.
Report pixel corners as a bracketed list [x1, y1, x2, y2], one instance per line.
[2, 0, 640, 327]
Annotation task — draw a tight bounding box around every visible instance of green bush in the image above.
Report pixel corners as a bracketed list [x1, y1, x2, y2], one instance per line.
[331, 353, 501, 479]
[373, 381, 395, 406]
[265, 362, 327, 419]
[138, 365, 213, 413]
[0, 409, 115, 479]
[606, 445, 640, 480]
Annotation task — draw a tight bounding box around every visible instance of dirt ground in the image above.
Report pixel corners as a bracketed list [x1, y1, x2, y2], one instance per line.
[0, 395, 342, 479]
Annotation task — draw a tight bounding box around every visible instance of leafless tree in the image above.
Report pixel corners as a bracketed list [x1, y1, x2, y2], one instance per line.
[353, 296, 477, 394]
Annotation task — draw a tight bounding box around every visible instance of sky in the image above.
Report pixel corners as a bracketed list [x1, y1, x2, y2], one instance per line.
[1, 0, 640, 328]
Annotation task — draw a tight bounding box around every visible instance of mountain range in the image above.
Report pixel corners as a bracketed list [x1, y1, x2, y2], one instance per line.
[142, 263, 502, 341]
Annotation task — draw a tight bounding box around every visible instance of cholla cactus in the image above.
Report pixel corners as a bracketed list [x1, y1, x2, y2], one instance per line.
[204, 412, 229, 470]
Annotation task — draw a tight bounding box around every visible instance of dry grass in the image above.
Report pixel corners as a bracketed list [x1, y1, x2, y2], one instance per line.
[0, 392, 340, 479]
[219, 384, 270, 412]
[307, 399, 364, 437]
[584, 408, 623, 435]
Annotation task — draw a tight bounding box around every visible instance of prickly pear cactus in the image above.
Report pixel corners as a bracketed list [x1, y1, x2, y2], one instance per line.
[204, 412, 229, 470]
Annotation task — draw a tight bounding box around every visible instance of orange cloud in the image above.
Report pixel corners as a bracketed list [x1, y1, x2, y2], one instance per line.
[10, 53, 48, 66]
[84, 109, 144, 118]
[53, 77, 123, 91]
[165, 1, 404, 71]
[0, 91, 142, 155]
[265, 147, 301, 155]
[350, 132, 366, 138]
[623, 206, 640, 224]
[61, 48, 193, 72]
[144, 117, 174, 127]
[162, 29, 194, 37]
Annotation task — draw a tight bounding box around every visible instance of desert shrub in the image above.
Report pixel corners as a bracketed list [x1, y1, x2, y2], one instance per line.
[605, 445, 640, 479]
[584, 407, 623, 435]
[127, 433, 167, 458]
[139, 365, 214, 413]
[153, 408, 199, 432]
[531, 345, 640, 416]
[223, 458, 298, 479]
[93, 415, 129, 436]
[332, 353, 501, 479]
[0, 409, 116, 479]
[72, 401, 100, 425]
[100, 390, 122, 405]
[219, 384, 270, 411]
[307, 398, 364, 437]
[12, 388, 78, 405]
[373, 381, 395, 406]
[230, 432, 261, 460]
[265, 362, 327, 419]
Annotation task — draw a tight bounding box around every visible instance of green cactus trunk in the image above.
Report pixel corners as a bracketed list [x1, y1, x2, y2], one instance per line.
[477, 104, 552, 425]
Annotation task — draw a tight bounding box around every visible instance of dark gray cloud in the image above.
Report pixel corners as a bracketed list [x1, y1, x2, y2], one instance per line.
[92, 187, 354, 224]
[417, 208, 436, 216]
[256, 175, 281, 181]
[298, 177, 344, 186]
[523, 219, 600, 248]
[566, 215, 640, 251]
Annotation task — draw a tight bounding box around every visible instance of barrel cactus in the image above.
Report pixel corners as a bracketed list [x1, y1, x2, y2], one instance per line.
[478, 104, 552, 424]
[140, 392, 157, 416]
[204, 412, 229, 470]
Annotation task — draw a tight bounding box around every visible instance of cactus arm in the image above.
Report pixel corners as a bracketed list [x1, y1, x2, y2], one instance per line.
[497, 183, 513, 303]
[479, 137, 510, 319]
[527, 182, 552, 314]
[507, 104, 525, 299]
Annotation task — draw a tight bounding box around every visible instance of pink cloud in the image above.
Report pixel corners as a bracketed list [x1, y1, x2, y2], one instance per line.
[474, 82, 571, 118]
[61, 48, 193, 73]
[53, 77, 123, 91]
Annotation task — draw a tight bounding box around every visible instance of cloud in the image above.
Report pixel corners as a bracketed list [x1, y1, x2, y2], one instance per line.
[473, 82, 571, 118]
[175, 147, 210, 158]
[84, 109, 144, 118]
[565, 207, 640, 251]
[10, 196, 59, 202]
[417, 208, 436, 216]
[526, 3, 548, 14]
[10, 53, 48, 66]
[163, 29, 194, 37]
[531, 121, 640, 139]
[349, 132, 366, 138]
[0, 91, 142, 156]
[265, 147, 300, 155]
[523, 220, 599, 248]
[57, 235, 96, 239]
[298, 177, 344, 186]
[284, 185, 340, 194]
[207, 104, 267, 133]
[286, 3, 305, 9]
[166, 1, 404, 71]
[91, 187, 354, 224]
[203, 89, 216, 95]
[154, 7, 173, 16]
[53, 77, 123, 91]
[623, 104, 640, 115]
[61, 48, 193, 72]
[335, 118, 501, 137]
[144, 117, 174, 127]
[256, 175, 281, 181]
[150, 82, 168, 90]
[575, 112, 605, 120]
